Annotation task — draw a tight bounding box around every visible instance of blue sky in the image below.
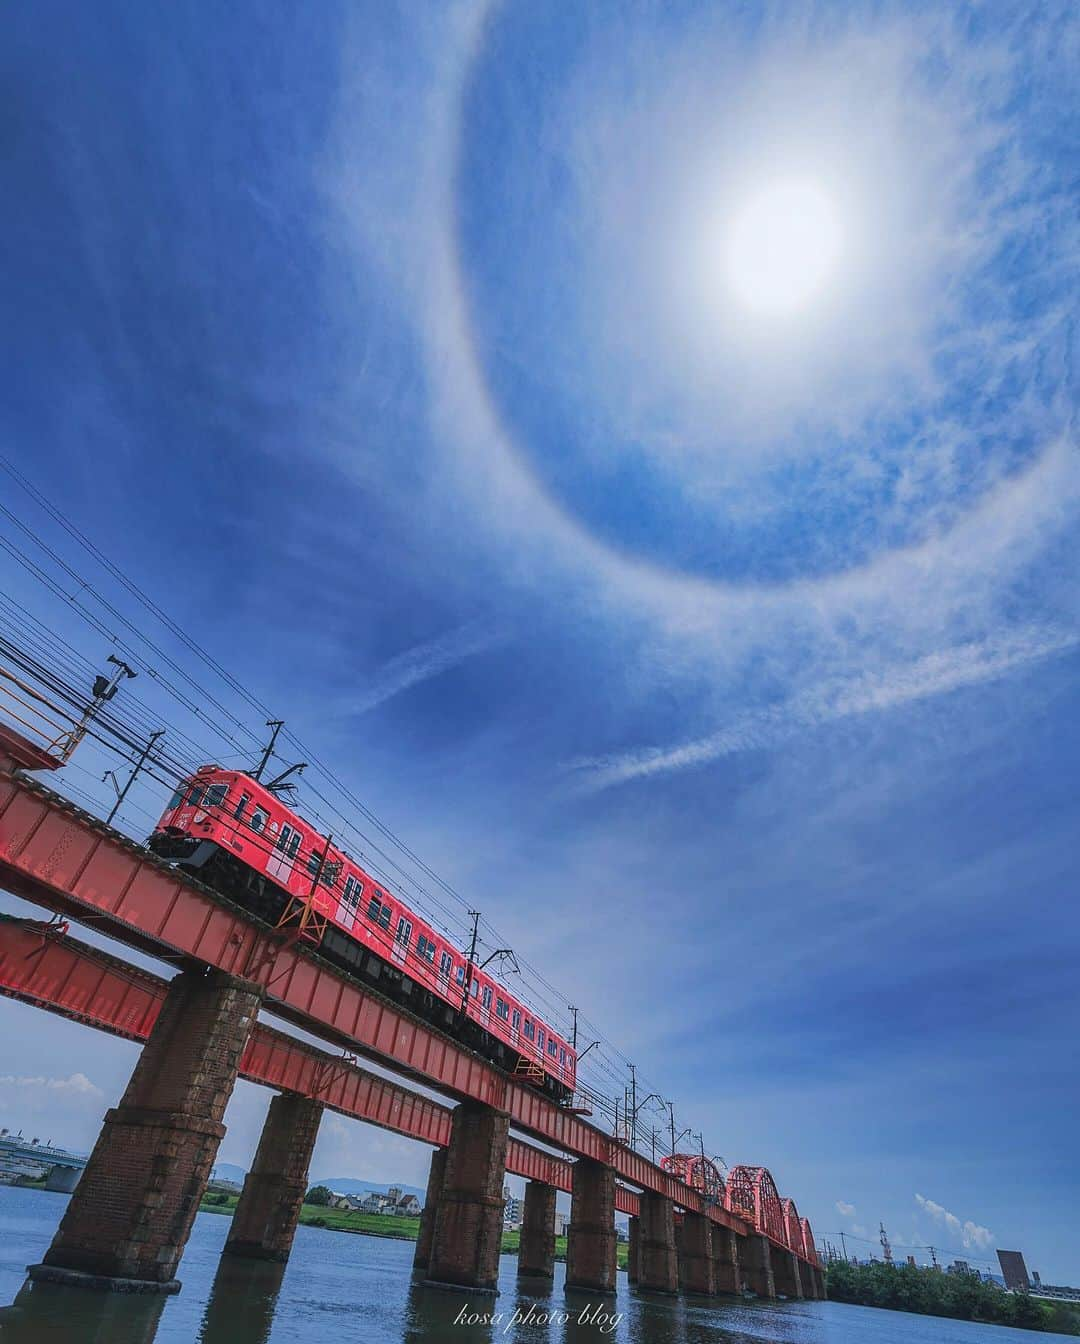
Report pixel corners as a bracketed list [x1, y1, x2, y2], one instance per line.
[2, 0, 1078, 1283]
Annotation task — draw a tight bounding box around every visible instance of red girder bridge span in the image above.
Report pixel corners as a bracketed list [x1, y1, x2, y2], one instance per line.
[0, 729, 823, 1299]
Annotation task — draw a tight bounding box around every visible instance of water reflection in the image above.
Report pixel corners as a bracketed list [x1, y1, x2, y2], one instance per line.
[0, 1277, 167, 1344]
[196, 1255, 285, 1344]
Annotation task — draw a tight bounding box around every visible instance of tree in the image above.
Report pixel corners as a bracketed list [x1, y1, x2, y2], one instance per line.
[305, 1185, 334, 1207]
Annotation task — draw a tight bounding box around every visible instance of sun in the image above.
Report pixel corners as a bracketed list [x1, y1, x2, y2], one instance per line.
[725, 179, 844, 318]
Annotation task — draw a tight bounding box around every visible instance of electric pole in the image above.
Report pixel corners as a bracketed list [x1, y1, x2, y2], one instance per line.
[459, 911, 480, 1017]
[840, 1231, 848, 1262]
[880, 1222, 893, 1264]
[568, 1005, 578, 1050]
[51, 655, 136, 762]
[104, 728, 164, 826]
[628, 1065, 637, 1148]
[252, 719, 284, 782]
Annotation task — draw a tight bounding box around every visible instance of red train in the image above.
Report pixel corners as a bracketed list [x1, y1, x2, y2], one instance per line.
[147, 764, 576, 1102]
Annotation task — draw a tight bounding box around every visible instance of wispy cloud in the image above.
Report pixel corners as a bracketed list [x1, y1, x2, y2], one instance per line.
[836, 1200, 857, 1218]
[346, 621, 502, 716]
[0, 1072, 103, 1099]
[916, 1193, 994, 1251]
[567, 625, 1078, 791]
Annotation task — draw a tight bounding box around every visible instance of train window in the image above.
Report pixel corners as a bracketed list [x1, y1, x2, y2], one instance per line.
[417, 935, 436, 963]
[249, 807, 268, 834]
[471, 979, 479, 998]
[276, 824, 294, 852]
[511, 1009, 521, 1030]
[342, 876, 362, 911]
[537, 1028, 545, 1053]
[559, 1048, 567, 1066]
[455, 965, 466, 984]
[189, 785, 205, 808]
[523, 1019, 534, 1040]
[395, 917, 412, 946]
[481, 986, 492, 1009]
[307, 851, 321, 876]
[289, 830, 301, 857]
[234, 793, 250, 820]
[439, 952, 453, 978]
[203, 784, 227, 809]
[365, 895, 391, 928]
[548, 1040, 558, 1058]
[495, 998, 509, 1020]
[320, 861, 340, 889]
[167, 788, 185, 810]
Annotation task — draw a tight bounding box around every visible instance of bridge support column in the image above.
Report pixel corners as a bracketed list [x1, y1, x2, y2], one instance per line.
[224, 1092, 323, 1262]
[413, 1146, 448, 1272]
[637, 1191, 677, 1295]
[424, 1101, 509, 1295]
[712, 1226, 740, 1294]
[817, 1266, 827, 1299]
[742, 1234, 775, 1299]
[774, 1247, 803, 1298]
[29, 968, 261, 1292]
[796, 1258, 813, 1298]
[565, 1159, 616, 1294]
[678, 1212, 715, 1296]
[517, 1180, 556, 1279]
[627, 1215, 639, 1284]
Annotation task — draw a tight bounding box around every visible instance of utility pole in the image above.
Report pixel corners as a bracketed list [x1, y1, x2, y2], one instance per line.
[929, 1246, 938, 1269]
[104, 728, 164, 826]
[880, 1222, 893, 1264]
[252, 719, 284, 782]
[628, 1065, 637, 1149]
[840, 1231, 848, 1262]
[459, 911, 480, 1017]
[668, 1100, 676, 1156]
[51, 655, 136, 763]
[568, 1005, 578, 1050]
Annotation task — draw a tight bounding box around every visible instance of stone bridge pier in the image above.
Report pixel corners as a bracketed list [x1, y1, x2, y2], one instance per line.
[517, 1179, 557, 1280]
[422, 1101, 509, 1295]
[28, 967, 261, 1293]
[565, 1158, 617, 1294]
[224, 1092, 324, 1262]
[741, 1233, 775, 1298]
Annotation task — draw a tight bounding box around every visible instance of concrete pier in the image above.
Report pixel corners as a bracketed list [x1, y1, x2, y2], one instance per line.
[29, 968, 260, 1292]
[773, 1247, 803, 1299]
[224, 1093, 323, 1262]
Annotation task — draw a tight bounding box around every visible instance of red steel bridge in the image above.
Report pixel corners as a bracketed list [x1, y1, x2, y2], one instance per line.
[0, 719, 823, 1299]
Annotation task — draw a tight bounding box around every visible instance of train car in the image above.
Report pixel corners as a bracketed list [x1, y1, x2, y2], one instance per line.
[147, 764, 576, 1102]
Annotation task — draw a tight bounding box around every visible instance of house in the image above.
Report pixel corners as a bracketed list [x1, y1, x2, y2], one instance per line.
[394, 1195, 421, 1216]
[361, 1193, 384, 1214]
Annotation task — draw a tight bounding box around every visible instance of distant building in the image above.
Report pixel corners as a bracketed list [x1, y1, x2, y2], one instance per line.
[997, 1250, 1030, 1292]
[387, 1186, 402, 1205]
[395, 1195, 421, 1217]
[503, 1184, 522, 1229]
[553, 1211, 568, 1237]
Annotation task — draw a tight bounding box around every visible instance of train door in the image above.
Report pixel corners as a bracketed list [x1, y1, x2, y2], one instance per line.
[479, 984, 492, 1029]
[338, 875, 362, 931]
[438, 950, 453, 998]
[267, 823, 301, 888]
[510, 1008, 521, 1049]
[392, 916, 412, 968]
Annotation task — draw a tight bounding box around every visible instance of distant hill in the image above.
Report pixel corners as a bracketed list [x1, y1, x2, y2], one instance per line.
[211, 1165, 427, 1203]
[211, 1163, 248, 1185]
[312, 1178, 427, 1202]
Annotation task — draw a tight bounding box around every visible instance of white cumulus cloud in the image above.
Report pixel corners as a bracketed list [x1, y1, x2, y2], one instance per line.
[836, 1200, 857, 1218]
[915, 1193, 994, 1251]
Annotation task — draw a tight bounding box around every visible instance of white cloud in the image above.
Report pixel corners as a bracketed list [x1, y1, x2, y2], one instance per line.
[344, 621, 502, 716]
[567, 625, 1077, 791]
[0, 1072, 102, 1098]
[836, 1200, 857, 1218]
[915, 1193, 994, 1251]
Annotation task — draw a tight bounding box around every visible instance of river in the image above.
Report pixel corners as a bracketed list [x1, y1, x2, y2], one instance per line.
[0, 1187, 1070, 1343]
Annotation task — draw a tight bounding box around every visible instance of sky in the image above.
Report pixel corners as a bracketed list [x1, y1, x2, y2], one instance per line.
[1, 0, 1078, 1284]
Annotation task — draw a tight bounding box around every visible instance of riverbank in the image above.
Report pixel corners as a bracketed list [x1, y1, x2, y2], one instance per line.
[826, 1262, 1080, 1336]
[199, 1191, 631, 1269]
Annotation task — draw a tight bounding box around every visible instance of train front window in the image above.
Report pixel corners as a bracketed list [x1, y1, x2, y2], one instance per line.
[166, 787, 185, 811]
[189, 786, 205, 809]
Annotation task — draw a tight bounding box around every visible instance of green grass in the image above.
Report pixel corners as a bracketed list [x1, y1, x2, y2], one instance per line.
[198, 1194, 630, 1268]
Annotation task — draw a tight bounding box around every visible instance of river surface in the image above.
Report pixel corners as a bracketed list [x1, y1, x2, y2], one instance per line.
[0, 1187, 1070, 1344]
